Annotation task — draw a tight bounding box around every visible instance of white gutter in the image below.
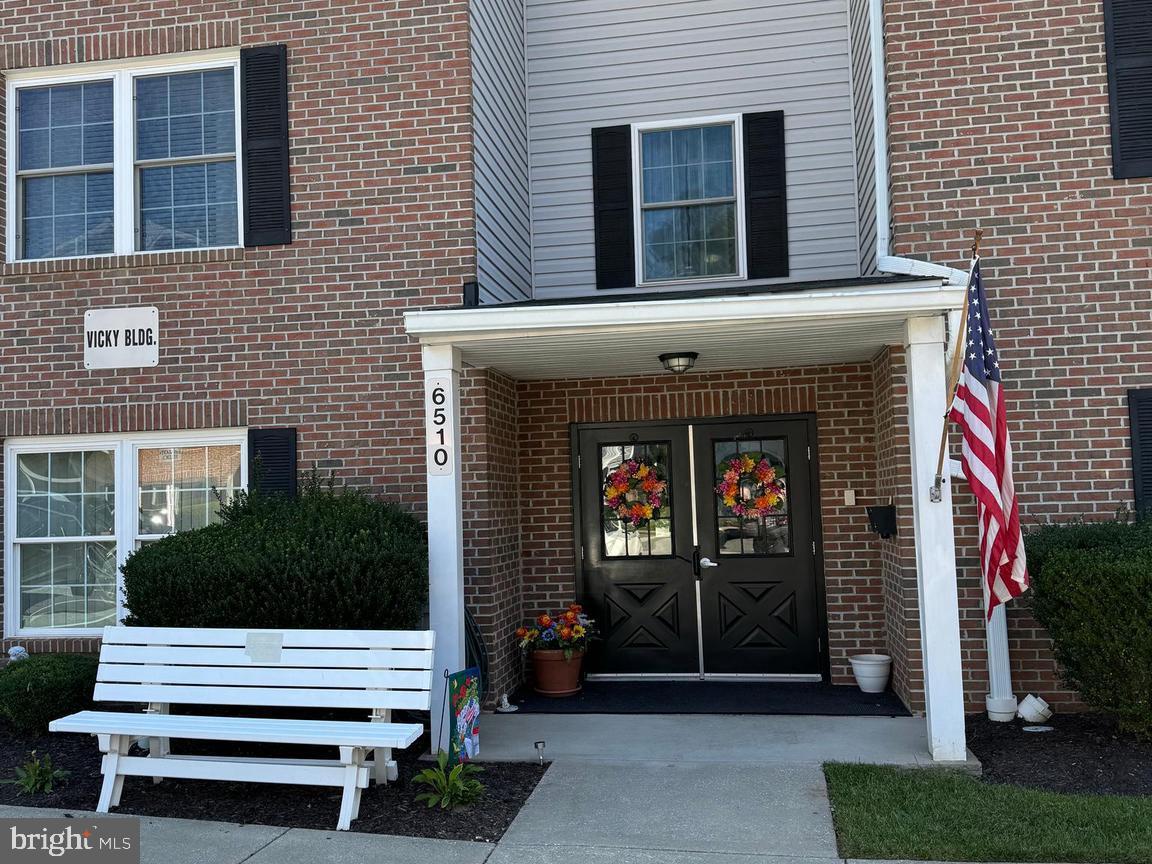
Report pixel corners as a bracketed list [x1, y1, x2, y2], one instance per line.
[869, 0, 971, 289]
[406, 279, 957, 343]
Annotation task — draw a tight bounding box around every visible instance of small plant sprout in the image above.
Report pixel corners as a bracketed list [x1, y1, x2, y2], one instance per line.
[412, 750, 484, 810]
[3, 751, 70, 795]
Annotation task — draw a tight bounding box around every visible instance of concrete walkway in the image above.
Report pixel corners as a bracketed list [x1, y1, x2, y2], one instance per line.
[478, 712, 946, 765]
[0, 715, 984, 864]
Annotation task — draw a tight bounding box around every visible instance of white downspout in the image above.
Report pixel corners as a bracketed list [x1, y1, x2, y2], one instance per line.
[869, 0, 891, 261]
[869, 0, 1015, 724]
[869, 0, 968, 288]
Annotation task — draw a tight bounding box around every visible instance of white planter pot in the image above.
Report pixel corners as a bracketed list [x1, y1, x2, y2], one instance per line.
[850, 654, 892, 694]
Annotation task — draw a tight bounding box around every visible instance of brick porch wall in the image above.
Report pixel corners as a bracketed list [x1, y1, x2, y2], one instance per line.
[0, 1, 474, 650]
[461, 369, 523, 703]
[515, 365, 891, 689]
[870, 346, 924, 710]
[885, 0, 1152, 710]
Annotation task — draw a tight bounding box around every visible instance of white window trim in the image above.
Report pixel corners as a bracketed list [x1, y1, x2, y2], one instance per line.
[630, 114, 747, 288]
[4, 48, 244, 264]
[3, 428, 248, 638]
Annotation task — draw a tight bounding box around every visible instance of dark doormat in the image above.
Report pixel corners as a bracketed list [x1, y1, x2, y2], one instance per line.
[511, 680, 910, 716]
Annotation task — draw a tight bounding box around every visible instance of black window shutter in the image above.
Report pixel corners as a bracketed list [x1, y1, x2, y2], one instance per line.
[1130, 389, 1152, 515]
[248, 427, 298, 497]
[591, 125, 635, 289]
[241, 44, 292, 246]
[1104, 1, 1152, 179]
[743, 111, 789, 279]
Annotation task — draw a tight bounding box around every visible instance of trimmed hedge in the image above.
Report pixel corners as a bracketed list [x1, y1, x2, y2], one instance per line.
[122, 476, 428, 630]
[0, 654, 99, 736]
[1025, 518, 1152, 736]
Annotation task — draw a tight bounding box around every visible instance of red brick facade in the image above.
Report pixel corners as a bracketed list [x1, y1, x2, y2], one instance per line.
[2, 0, 1143, 719]
[0, 1, 474, 647]
[885, 0, 1152, 709]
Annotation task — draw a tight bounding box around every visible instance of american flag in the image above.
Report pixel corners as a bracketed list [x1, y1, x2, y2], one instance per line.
[949, 259, 1029, 617]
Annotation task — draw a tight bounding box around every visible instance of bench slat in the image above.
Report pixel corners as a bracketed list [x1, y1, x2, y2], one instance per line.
[97, 664, 432, 690]
[113, 755, 364, 787]
[51, 711, 424, 748]
[99, 644, 434, 670]
[93, 683, 431, 711]
[102, 627, 435, 650]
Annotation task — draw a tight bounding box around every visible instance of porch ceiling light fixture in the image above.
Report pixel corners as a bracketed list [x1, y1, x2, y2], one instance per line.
[659, 352, 699, 374]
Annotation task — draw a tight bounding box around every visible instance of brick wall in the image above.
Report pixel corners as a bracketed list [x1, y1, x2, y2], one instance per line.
[885, 0, 1152, 709]
[515, 366, 892, 688]
[461, 368, 522, 703]
[0, 1, 475, 646]
[871, 346, 924, 710]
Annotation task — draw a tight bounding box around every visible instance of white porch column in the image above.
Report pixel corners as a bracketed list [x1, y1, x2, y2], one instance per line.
[985, 606, 1018, 721]
[423, 344, 465, 753]
[904, 316, 968, 762]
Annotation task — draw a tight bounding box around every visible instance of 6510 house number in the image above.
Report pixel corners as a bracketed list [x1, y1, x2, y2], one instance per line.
[426, 376, 455, 477]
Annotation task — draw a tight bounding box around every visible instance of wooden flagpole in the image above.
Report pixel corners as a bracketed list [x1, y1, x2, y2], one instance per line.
[930, 230, 982, 502]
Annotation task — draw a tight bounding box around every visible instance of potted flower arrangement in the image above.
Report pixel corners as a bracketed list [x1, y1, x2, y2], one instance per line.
[515, 604, 591, 697]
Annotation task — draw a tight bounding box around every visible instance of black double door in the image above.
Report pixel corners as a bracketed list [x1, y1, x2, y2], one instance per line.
[577, 418, 822, 677]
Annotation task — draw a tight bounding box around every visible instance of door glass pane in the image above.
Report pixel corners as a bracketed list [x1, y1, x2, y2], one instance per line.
[600, 442, 673, 558]
[714, 438, 791, 556]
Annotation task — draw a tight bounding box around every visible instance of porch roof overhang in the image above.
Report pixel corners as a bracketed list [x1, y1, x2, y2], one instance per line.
[405, 278, 963, 380]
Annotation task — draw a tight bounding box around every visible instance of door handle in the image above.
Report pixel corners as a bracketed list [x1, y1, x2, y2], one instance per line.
[699, 557, 720, 569]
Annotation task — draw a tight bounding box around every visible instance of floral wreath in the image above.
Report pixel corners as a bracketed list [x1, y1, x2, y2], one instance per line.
[603, 459, 668, 528]
[715, 453, 786, 518]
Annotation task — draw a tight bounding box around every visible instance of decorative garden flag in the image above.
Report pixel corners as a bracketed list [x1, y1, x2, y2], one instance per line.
[949, 259, 1030, 617]
[448, 667, 481, 765]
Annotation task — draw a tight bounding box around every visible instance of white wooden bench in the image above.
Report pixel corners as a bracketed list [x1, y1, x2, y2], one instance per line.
[49, 626, 436, 831]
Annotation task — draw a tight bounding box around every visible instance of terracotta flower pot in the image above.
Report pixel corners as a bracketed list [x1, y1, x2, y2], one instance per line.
[531, 649, 584, 697]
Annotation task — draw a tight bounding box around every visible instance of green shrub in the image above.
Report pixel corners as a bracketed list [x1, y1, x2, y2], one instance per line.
[1025, 518, 1152, 736]
[122, 475, 428, 630]
[1025, 515, 1152, 582]
[0, 654, 98, 736]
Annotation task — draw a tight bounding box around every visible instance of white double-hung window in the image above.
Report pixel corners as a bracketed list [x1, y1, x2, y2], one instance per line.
[4, 431, 246, 636]
[633, 116, 745, 285]
[6, 51, 242, 262]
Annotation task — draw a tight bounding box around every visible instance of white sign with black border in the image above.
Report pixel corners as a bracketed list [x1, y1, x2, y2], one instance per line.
[84, 306, 160, 370]
[426, 375, 454, 476]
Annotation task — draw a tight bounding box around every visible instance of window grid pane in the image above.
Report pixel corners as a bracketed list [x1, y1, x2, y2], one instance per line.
[134, 69, 238, 252]
[640, 123, 738, 282]
[13, 448, 117, 632]
[17, 81, 115, 260]
[18, 541, 116, 630]
[15, 450, 116, 539]
[137, 444, 242, 536]
[17, 81, 113, 172]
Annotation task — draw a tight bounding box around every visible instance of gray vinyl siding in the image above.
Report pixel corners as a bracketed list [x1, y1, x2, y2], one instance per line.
[848, 0, 879, 275]
[527, 0, 862, 300]
[472, 0, 533, 304]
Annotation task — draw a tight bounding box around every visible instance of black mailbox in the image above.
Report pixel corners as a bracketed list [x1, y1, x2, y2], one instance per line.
[867, 505, 898, 539]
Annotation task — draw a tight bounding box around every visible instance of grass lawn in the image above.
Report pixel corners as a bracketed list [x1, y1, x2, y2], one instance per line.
[823, 763, 1152, 863]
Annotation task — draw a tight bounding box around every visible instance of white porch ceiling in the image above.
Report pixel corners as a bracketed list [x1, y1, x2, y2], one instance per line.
[405, 280, 963, 380]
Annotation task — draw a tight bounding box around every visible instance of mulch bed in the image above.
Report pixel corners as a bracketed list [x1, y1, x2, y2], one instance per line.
[967, 712, 1152, 797]
[0, 724, 547, 842]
